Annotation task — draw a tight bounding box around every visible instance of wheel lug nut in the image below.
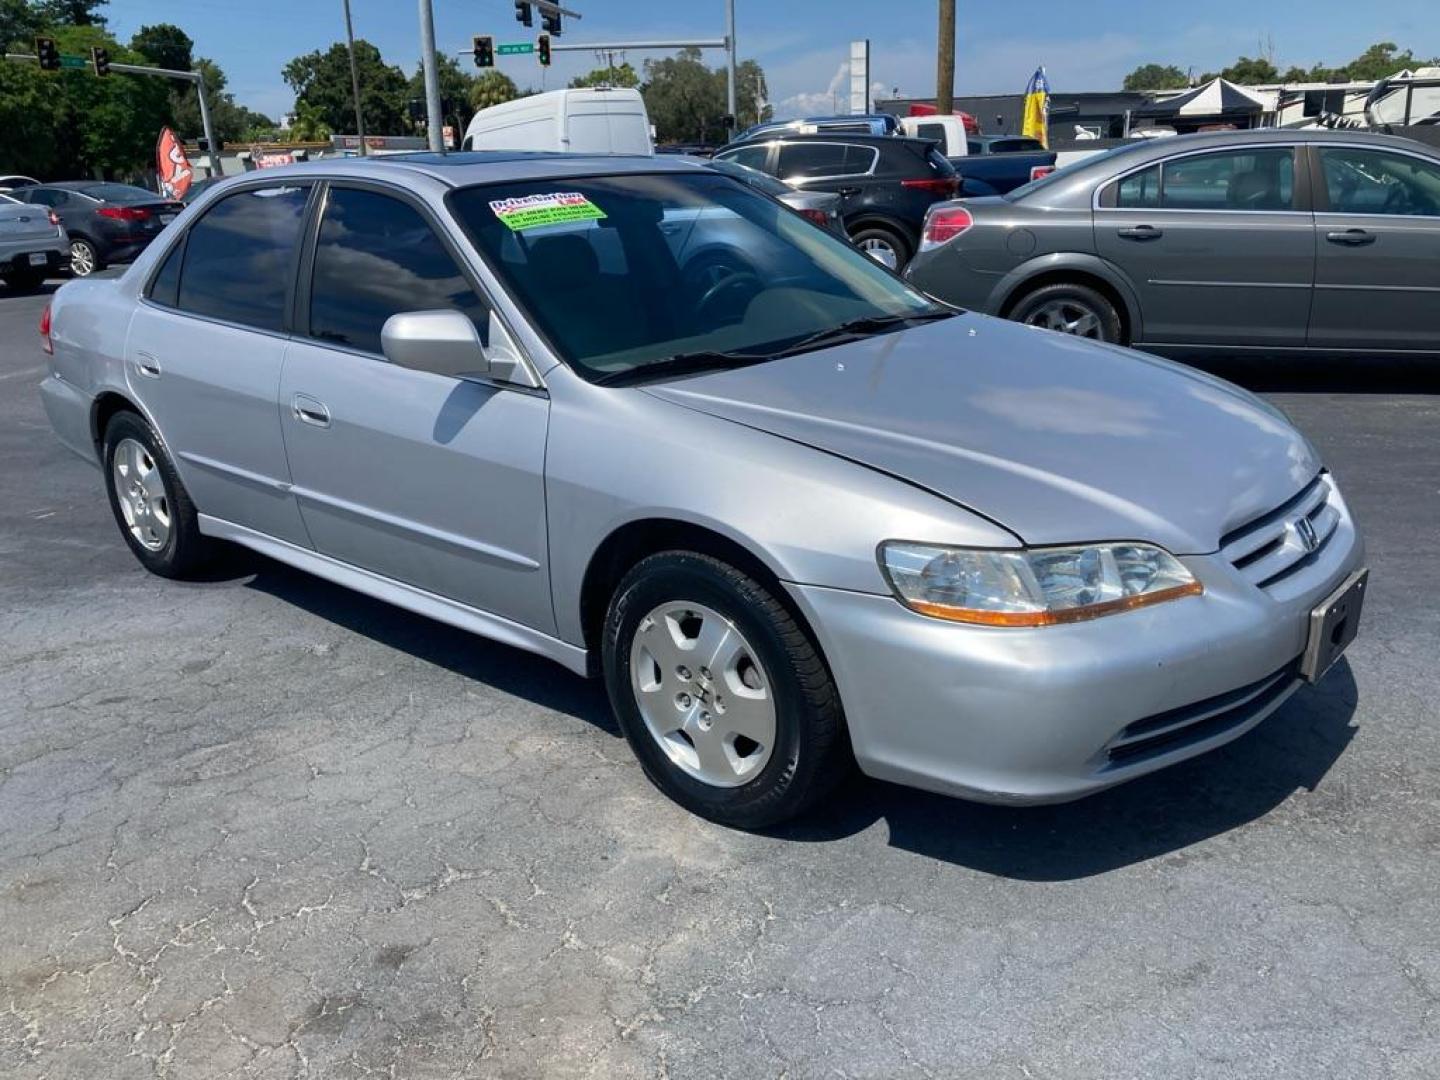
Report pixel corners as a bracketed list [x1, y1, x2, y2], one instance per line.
[677, 666, 692, 680]
[677, 693, 692, 709]
[699, 667, 711, 681]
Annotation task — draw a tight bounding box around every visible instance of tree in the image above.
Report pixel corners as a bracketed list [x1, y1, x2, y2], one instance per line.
[410, 53, 475, 131]
[1123, 63, 1188, 92]
[641, 48, 771, 143]
[0, 0, 44, 50]
[129, 22, 193, 72]
[283, 40, 409, 136]
[570, 62, 639, 89]
[287, 99, 331, 142]
[1342, 42, 1424, 81]
[36, 0, 105, 25]
[1218, 55, 1279, 84]
[469, 69, 519, 112]
[736, 59, 771, 128]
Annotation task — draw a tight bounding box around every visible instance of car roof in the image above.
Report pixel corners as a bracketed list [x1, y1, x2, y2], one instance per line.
[723, 133, 933, 149]
[232, 150, 707, 189]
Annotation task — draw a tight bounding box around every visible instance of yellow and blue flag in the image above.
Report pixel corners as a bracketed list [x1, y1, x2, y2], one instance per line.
[1021, 66, 1050, 148]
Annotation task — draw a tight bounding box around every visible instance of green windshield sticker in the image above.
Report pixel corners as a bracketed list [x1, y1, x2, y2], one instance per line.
[489, 192, 606, 231]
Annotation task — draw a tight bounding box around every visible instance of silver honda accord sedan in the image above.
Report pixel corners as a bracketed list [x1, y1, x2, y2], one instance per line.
[37, 152, 1367, 828]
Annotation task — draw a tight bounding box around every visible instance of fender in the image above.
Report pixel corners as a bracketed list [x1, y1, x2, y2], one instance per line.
[985, 251, 1145, 342]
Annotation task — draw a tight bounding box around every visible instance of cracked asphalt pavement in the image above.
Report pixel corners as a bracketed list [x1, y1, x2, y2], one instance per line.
[1, 284, 1438, 1078]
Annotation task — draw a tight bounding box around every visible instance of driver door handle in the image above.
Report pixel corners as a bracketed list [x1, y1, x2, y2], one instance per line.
[1326, 229, 1375, 246]
[291, 394, 331, 428]
[1117, 225, 1163, 240]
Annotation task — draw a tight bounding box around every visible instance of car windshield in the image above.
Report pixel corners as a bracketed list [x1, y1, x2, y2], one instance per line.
[79, 183, 160, 204]
[451, 172, 946, 383]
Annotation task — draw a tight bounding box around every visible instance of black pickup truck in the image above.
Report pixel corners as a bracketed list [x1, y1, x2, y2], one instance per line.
[948, 136, 1058, 197]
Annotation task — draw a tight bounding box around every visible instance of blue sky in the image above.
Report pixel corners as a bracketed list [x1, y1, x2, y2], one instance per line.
[106, 0, 1439, 123]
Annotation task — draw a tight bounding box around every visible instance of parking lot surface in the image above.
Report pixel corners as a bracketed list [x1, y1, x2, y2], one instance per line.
[1, 284, 1437, 1079]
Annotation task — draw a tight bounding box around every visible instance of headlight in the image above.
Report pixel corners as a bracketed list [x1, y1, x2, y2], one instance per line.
[879, 541, 1201, 626]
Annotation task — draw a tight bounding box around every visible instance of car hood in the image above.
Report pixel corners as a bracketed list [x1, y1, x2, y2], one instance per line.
[643, 313, 1321, 553]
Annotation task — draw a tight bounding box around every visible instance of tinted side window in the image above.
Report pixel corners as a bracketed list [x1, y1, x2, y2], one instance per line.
[1160, 148, 1294, 211]
[916, 123, 947, 143]
[778, 143, 873, 179]
[309, 187, 489, 356]
[721, 144, 770, 172]
[1320, 148, 1440, 217]
[27, 189, 64, 206]
[177, 185, 308, 332]
[1114, 165, 1160, 208]
[148, 239, 185, 308]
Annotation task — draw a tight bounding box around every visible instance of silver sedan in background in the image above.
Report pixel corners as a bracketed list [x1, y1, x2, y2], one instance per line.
[39, 152, 1366, 827]
[905, 128, 1440, 357]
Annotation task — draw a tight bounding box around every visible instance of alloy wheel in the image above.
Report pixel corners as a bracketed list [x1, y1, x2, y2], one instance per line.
[858, 237, 898, 269]
[69, 240, 95, 277]
[112, 437, 171, 551]
[629, 601, 776, 787]
[1024, 298, 1104, 338]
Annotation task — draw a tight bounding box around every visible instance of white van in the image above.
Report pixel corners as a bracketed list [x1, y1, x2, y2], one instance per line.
[898, 115, 968, 157]
[462, 88, 653, 155]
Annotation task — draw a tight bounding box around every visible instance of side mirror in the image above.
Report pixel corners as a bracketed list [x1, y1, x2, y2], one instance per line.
[381, 310, 489, 379]
[379, 309, 538, 387]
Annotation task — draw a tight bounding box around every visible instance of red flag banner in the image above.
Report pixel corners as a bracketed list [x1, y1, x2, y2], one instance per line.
[156, 127, 194, 200]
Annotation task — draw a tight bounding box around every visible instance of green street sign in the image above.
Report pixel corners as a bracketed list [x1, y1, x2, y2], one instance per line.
[496, 42, 534, 55]
[59, 54, 89, 69]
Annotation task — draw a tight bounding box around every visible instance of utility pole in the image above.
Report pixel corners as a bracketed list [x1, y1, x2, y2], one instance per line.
[417, 0, 444, 151]
[936, 0, 955, 114]
[343, 0, 367, 155]
[724, 0, 737, 128]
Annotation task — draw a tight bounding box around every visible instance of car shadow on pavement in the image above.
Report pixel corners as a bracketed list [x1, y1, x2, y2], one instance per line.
[238, 555, 618, 734]
[775, 663, 1360, 881]
[1186, 354, 1440, 395]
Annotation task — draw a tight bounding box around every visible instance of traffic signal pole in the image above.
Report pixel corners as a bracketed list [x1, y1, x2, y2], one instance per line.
[417, 0, 444, 151]
[4, 51, 222, 178]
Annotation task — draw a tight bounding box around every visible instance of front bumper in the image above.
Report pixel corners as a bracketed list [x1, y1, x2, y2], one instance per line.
[786, 498, 1365, 805]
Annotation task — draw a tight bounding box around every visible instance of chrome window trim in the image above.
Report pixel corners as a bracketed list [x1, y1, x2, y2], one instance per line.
[1093, 143, 1307, 215]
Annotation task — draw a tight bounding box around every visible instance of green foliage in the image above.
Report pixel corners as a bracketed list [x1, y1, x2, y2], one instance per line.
[570, 62, 639, 89]
[1218, 56, 1279, 84]
[641, 48, 771, 144]
[36, 0, 104, 26]
[469, 69, 520, 112]
[286, 99, 330, 142]
[129, 22, 192, 72]
[1342, 42, 1426, 82]
[1157, 40, 1438, 90]
[283, 39, 410, 136]
[0, 0, 44, 50]
[410, 53, 476, 130]
[1122, 64, 1188, 92]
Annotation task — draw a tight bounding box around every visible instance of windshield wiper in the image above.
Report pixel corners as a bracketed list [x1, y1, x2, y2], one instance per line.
[592, 349, 771, 387]
[765, 306, 956, 359]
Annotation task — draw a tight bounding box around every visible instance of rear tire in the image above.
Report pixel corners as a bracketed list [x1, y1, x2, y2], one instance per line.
[1009, 281, 1122, 343]
[849, 223, 912, 272]
[69, 237, 101, 278]
[3, 267, 45, 291]
[102, 411, 213, 579]
[602, 551, 850, 829]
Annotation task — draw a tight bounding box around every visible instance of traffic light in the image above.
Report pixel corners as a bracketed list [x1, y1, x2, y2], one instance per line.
[91, 46, 110, 77]
[473, 35, 494, 69]
[514, 1, 532, 27]
[537, 33, 551, 67]
[541, 9, 562, 35]
[35, 36, 60, 72]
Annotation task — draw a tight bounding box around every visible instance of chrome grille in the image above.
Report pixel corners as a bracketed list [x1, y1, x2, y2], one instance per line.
[1221, 474, 1339, 591]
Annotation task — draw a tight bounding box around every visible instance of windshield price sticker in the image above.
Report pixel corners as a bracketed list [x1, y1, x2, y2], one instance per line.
[489, 193, 606, 231]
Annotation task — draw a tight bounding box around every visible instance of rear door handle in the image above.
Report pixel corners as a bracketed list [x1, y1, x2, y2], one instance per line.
[132, 353, 161, 378]
[1326, 229, 1375, 246]
[837, 187, 860, 197]
[291, 394, 331, 428]
[1117, 225, 1163, 240]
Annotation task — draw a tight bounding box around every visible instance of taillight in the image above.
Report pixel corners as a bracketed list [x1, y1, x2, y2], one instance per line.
[47, 210, 61, 227]
[902, 177, 960, 197]
[96, 206, 152, 221]
[1030, 165, 1056, 182]
[798, 207, 830, 227]
[39, 303, 53, 355]
[920, 205, 974, 251]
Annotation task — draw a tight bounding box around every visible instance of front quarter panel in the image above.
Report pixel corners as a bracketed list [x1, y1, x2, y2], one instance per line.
[544, 372, 1019, 646]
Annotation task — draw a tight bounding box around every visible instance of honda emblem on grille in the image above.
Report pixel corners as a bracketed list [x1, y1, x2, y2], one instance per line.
[1295, 517, 1319, 553]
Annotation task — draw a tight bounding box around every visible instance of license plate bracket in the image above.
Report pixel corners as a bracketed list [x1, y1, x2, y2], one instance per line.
[1301, 568, 1368, 682]
[27, 252, 47, 266]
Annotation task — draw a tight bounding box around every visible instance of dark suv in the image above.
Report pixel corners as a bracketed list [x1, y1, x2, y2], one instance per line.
[713, 134, 958, 270]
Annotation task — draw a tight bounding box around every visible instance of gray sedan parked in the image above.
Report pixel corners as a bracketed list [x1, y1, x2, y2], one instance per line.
[905, 129, 1440, 355]
[39, 152, 1366, 827]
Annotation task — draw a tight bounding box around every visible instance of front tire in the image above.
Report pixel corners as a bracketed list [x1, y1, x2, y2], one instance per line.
[602, 552, 849, 828]
[3, 266, 46, 291]
[102, 411, 212, 578]
[1009, 281, 1122, 343]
